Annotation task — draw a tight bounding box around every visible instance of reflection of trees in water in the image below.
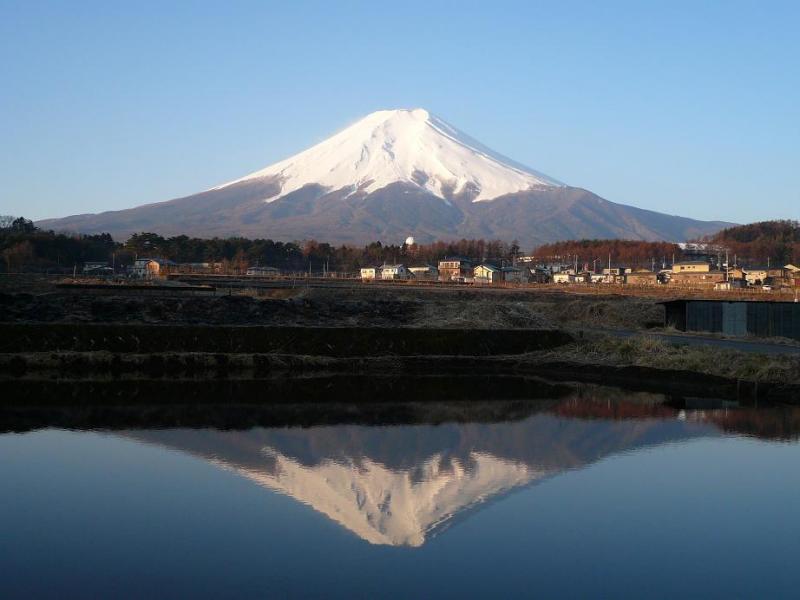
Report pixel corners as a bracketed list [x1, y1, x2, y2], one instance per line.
[3, 377, 800, 443]
[552, 395, 800, 442]
[553, 397, 678, 421]
[702, 409, 800, 442]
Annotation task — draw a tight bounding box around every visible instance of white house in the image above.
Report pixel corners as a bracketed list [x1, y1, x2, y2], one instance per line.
[132, 258, 176, 279]
[553, 272, 576, 284]
[381, 264, 411, 280]
[360, 267, 381, 281]
[474, 264, 501, 284]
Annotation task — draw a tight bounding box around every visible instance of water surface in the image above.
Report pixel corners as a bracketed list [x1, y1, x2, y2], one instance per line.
[2, 383, 799, 598]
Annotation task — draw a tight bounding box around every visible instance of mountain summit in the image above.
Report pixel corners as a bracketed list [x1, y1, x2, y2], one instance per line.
[38, 108, 731, 244]
[218, 108, 562, 204]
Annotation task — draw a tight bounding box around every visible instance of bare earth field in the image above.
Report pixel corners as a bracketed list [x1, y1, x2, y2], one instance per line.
[0, 275, 663, 331]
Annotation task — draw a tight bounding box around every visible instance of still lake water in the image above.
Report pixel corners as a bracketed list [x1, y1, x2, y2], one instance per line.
[2, 380, 800, 599]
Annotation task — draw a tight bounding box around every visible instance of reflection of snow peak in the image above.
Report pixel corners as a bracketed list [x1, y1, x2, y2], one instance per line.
[215, 449, 542, 547]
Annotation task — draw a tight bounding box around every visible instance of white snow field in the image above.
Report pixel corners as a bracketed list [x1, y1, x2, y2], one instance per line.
[216, 108, 563, 203]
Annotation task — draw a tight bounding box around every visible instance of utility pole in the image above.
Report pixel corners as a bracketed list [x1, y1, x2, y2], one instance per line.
[725, 250, 729, 282]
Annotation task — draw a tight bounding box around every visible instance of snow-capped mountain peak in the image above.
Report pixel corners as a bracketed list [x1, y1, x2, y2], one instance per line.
[216, 108, 563, 203]
[38, 108, 732, 244]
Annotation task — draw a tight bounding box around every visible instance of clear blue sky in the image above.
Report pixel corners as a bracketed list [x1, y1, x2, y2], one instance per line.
[1, 0, 798, 224]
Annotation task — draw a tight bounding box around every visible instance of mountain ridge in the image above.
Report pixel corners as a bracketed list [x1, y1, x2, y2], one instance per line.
[38, 108, 733, 245]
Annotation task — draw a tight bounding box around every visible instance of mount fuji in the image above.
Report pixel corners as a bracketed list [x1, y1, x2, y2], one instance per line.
[39, 108, 731, 245]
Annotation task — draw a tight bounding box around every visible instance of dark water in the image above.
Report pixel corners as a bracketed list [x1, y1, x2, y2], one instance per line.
[2, 380, 800, 599]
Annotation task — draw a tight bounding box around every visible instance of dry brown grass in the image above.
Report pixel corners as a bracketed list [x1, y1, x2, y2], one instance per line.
[547, 334, 800, 383]
[410, 300, 551, 329]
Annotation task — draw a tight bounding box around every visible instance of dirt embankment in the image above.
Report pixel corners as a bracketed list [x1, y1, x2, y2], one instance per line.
[7, 282, 796, 402]
[0, 285, 664, 331]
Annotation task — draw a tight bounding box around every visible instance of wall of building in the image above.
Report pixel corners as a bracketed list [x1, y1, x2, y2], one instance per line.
[666, 300, 800, 340]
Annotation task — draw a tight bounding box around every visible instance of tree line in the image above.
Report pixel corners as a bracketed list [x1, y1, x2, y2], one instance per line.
[0, 217, 524, 273]
[4, 214, 796, 274]
[709, 220, 799, 266]
[531, 239, 686, 269]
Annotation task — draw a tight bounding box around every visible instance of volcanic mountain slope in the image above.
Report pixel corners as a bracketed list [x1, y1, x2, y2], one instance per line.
[39, 108, 731, 245]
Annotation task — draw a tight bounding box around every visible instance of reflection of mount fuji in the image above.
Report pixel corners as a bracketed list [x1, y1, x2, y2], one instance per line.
[124, 401, 721, 547]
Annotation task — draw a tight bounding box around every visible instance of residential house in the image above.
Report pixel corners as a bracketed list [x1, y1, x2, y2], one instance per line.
[82, 261, 113, 276]
[360, 267, 381, 281]
[474, 264, 501, 284]
[728, 266, 745, 280]
[132, 258, 176, 279]
[744, 268, 768, 286]
[408, 265, 439, 280]
[786, 264, 800, 287]
[672, 261, 711, 273]
[625, 270, 659, 286]
[553, 272, 576, 284]
[438, 257, 473, 282]
[530, 267, 551, 284]
[381, 264, 411, 280]
[764, 267, 791, 289]
[502, 265, 529, 283]
[714, 280, 746, 290]
[600, 267, 629, 284]
[669, 269, 725, 286]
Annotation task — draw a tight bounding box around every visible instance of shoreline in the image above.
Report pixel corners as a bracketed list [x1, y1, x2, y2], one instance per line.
[2, 346, 797, 404]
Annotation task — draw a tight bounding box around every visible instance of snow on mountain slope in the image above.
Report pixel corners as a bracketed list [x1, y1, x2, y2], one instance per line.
[216, 108, 562, 203]
[37, 108, 733, 243]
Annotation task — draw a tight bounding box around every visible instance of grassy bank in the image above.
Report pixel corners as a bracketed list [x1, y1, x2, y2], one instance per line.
[541, 334, 800, 384]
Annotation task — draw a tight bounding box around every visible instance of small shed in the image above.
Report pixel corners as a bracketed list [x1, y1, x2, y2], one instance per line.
[663, 299, 800, 340]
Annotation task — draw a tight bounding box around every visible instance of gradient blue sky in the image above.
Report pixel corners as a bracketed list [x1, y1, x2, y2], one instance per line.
[1, 0, 798, 223]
